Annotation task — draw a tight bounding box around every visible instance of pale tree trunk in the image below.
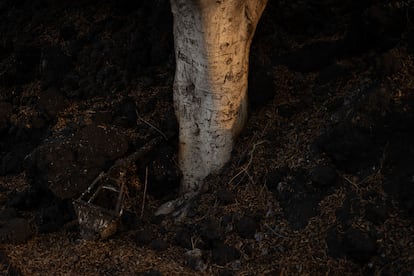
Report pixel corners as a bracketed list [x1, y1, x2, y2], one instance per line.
[156, 0, 267, 216]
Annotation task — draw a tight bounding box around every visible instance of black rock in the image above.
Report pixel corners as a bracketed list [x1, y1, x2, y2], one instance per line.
[0, 151, 22, 175]
[36, 200, 74, 233]
[38, 87, 67, 119]
[344, 228, 377, 263]
[277, 104, 296, 118]
[326, 226, 344, 259]
[248, 68, 275, 107]
[211, 242, 240, 265]
[41, 47, 72, 88]
[235, 216, 258, 239]
[365, 202, 388, 225]
[377, 51, 402, 77]
[26, 125, 129, 199]
[134, 229, 153, 246]
[60, 24, 77, 41]
[174, 227, 193, 249]
[311, 166, 338, 188]
[199, 219, 222, 248]
[315, 125, 380, 173]
[217, 188, 235, 205]
[273, 41, 339, 72]
[0, 208, 17, 223]
[0, 218, 33, 244]
[343, 5, 405, 55]
[142, 269, 162, 276]
[316, 63, 350, 85]
[0, 102, 12, 132]
[218, 269, 234, 276]
[114, 98, 137, 128]
[7, 187, 51, 210]
[150, 239, 168, 251]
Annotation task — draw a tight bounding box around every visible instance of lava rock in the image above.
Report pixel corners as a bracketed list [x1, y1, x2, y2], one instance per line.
[26, 124, 128, 199]
[344, 228, 377, 263]
[248, 68, 275, 107]
[377, 51, 402, 77]
[0, 151, 22, 175]
[150, 239, 168, 251]
[315, 124, 380, 172]
[311, 166, 338, 188]
[199, 218, 222, 248]
[343, 5, 405, 55]
[7, 187, 51, 210]
[365, 202, 388, 225]
[326, 226, 344, 259]
[3, 45, 41, 86]
[174, 226, 193, 249]
[217, 188, 235, 205]
[273, 41, 339, 72]
[0, 218, 33, 244]
[38, 87, 67, 119]
[316, 63, 350, 85]
[235, 216, 258, 239]
[114, 98, 137, 127]
[211, 242, 240, 265]
[0, 208, 17, 223]
[41, 47, 72, 88]
[277, 104, 296, 118]
[0, 102, 12, 132]
[134, 228, 153, 246]
[36, 200, 74, 233]
[142, 269, 162, 276]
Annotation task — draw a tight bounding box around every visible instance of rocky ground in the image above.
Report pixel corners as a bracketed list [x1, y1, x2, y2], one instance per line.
[1, 0, 414, 275]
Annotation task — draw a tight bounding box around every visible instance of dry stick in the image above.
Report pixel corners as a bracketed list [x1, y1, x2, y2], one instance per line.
[136, 111, 168, 141]
[264, 223, 287, 239]
[141, 166, 148, 218]
[228, 140, 267, 185]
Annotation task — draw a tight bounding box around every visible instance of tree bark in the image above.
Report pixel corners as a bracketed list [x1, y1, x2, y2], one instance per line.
[171, 0, 267, 194]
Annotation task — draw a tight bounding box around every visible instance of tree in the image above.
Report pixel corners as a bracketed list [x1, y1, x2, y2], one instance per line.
[156, 0, 268, 217]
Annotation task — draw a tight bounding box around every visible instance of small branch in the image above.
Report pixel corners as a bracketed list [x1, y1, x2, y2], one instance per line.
[141, 166, 148, 218]
[137, 111, 168, 141]
[264, 223, 287, 239]
[228, 140, 267, 185]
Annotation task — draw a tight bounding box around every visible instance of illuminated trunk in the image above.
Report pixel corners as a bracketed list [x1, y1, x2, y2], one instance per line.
[171, 0, 267, 194]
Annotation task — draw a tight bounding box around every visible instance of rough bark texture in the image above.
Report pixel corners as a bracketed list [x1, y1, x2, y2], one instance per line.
[171, 0, 268, 194]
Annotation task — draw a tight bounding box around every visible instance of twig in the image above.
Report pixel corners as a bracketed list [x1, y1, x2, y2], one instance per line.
[137, 113, 168, 141]
[264, 223, 287, 239]
[228, 140, 267, 185]
[141, 166, 148, 218]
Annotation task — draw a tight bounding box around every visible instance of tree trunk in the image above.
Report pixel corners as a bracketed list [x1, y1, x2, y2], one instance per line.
[171, 0, 267, 194]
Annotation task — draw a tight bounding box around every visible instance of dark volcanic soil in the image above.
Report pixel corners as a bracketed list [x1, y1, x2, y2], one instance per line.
[1, 0, 414, 275]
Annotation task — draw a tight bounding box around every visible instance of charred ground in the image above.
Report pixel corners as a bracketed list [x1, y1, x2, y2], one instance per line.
[0, 0, 414, 274]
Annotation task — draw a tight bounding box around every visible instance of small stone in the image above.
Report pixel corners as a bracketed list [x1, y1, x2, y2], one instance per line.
[134, 229, 153, 245]
[211, 242, 240, 265]
[235, 216, 258, 239]
[311, 166, 338, 188]
[344, 228, 377, 263]
[0, 218, 34, 244]
[217, 188, 235, 205]
[365, 202, 388, 225]
[142, 269, 162, 276]
[150, 239, 168, 251]
[174, 227, 193, 249]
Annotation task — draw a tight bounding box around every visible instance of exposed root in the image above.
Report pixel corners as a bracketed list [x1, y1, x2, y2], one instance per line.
[155, 191, 199, 221]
